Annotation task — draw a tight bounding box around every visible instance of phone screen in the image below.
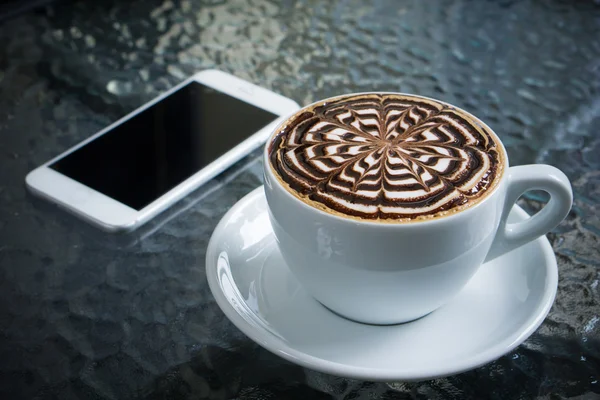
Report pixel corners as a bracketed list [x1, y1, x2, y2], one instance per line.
[50, 81, 278, 210]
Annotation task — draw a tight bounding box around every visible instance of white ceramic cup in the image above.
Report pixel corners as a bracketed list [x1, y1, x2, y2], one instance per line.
[263, 94, 573, 325]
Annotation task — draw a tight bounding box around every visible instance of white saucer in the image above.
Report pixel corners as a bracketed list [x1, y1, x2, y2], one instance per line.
[206, 187, 558, 381]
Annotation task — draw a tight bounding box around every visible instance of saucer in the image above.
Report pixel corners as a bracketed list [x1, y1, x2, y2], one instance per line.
[206, 187, 558, 381]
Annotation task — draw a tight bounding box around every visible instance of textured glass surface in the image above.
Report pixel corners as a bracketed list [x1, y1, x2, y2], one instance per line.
[0, 0, 599, 398]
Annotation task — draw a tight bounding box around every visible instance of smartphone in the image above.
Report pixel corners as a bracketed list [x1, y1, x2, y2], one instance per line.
[26, 69, 300, 232]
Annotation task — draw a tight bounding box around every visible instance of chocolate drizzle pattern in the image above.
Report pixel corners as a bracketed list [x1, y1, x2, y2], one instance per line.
[269, 94, 504, 221]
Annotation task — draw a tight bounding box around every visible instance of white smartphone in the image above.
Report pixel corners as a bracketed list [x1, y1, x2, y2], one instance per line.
[26, 69, 300, 232]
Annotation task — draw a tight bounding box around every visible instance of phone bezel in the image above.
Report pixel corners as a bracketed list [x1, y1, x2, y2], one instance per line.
[25, 69, 300, 232]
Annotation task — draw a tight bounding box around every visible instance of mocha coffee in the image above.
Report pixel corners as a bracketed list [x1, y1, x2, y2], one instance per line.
[268, 93, 505, 222]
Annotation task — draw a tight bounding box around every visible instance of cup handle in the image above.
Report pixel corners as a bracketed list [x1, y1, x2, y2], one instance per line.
[484, 165, 573, 262]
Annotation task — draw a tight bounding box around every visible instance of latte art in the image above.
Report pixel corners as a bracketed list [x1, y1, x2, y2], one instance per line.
[268, 94, 504, 221]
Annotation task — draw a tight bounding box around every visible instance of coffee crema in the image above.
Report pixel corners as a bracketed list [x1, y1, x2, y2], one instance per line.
[268, 93, 505, 222]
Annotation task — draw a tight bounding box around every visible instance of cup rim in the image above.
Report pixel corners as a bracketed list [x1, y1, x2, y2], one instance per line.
[263, 91, 510, 227]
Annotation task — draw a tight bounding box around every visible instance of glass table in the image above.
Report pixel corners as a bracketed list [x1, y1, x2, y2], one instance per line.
[0, 0, 598, 398]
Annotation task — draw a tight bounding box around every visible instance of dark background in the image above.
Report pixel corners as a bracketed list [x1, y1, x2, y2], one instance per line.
[0, 0, 599, 399]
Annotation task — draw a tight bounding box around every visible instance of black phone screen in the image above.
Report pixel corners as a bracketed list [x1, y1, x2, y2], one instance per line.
[50, 81, 278, 210]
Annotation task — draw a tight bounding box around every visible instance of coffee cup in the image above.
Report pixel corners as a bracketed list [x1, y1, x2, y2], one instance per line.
[263, 93, 572, 325]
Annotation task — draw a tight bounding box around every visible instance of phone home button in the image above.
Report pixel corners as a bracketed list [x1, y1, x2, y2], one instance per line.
[69, 188, 91, 205]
